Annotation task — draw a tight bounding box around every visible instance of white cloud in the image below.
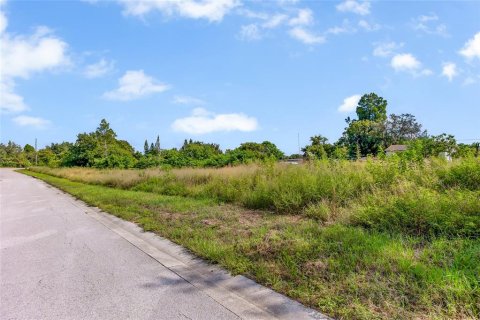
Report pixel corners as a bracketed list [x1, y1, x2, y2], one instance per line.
[1, 27, 69, 79]
[336, 0, 370, 16]
[338, 94, 361, 113]
[262, 14, 288, 29]
[103, 70, 170, 101]
[288, 8, 314, 26]
[391, 53, 420, 71]
[118, 0, 240, 22]
[12, 115, 50, 129]
[391, 53, 432, 76]
[289, 27, 325, 44]
[411, 13, 448, 37]
[358, 19, 380, 31]
[326, 20, 356, 35]
[0, 80, 28, 113]
[172, 95, 206, 105]
[391, 53, 420, 70]
[442, 62, 457, 81]
[239, 24, 261, 41]
[326, 26, 349, 35]
[84, 58, 114, 78]
[236, 8, 268, 20]
[172, 107, 258, 134]
[373, 41, 403, 57]
[459, 32, 480, 60]
[0, 9, 69, 114]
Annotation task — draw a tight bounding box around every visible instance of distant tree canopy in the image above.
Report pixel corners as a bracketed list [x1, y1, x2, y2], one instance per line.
[62, 119, 137, 168]
[386, 113, 425, 144]
[234, 141, 285, 160]
[356, 93, 387, 122]
[332, 93, 473, 160]
[1, 95, 478, 168]
[0, 141, 30, 167]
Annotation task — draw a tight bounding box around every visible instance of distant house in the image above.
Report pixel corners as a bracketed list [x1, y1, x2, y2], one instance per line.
[281, 158, 304, 165]
[385, 144, 408, 156]
[438, 151, 452, 161]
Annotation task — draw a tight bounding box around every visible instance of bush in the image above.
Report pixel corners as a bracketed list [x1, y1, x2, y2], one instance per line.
[351, 188, 480, 238]
[436, 157, 480, 191]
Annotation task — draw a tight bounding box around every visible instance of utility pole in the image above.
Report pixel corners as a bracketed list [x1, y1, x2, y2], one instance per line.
[298, 132, 301, 156]
[35, 138, 38, 165]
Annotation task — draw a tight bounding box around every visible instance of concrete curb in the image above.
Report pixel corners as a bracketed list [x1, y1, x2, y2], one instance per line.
[43, 180, 332, 320]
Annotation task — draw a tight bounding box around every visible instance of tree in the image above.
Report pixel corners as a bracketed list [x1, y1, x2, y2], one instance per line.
[386, 113, 424, 144]
[63, 119, 136, 168]
[23, 144, 36, 164]
[234, 141, 284, 160]
[302, 135, 332, 160]
[24, 144, 35, 153]
[339, 93, 389, 158]
[0, 141, 30, 167]
[154, 136, 160, 153]
[180, 140, 222, 160]
[46, 142, 73, 166]
[343, 120, 385, 158]
[356, 93, 388, 122]
[95, 119, 117, 157]
[144, 140, 149, 155]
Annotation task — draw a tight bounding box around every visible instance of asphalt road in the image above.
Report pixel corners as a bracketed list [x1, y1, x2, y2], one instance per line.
[0, 169, 241, 320]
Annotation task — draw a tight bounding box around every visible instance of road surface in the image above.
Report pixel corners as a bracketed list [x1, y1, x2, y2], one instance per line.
[0, 168, 327, 320]
[0, 169, 244, 319]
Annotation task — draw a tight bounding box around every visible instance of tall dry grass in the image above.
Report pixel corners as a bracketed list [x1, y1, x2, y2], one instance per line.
[30, 157, 480, 238]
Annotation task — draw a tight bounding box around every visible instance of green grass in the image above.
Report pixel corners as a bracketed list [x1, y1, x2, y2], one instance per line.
[22, 167, 480, 320]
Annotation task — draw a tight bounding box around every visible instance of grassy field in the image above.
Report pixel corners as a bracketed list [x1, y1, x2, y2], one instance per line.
[24, 157, 480, 319]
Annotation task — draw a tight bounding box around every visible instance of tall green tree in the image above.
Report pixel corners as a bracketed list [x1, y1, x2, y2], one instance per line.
[64, 119, 136, 168]
[356, 93, 388, 122]
[343, 120, 385, 158]
[302, 135, 333, 160]
[154, 136, 160, 153]
[340, 93, 388, 158]
[144, 140, 149, 155]
[386, 113, 424, 144]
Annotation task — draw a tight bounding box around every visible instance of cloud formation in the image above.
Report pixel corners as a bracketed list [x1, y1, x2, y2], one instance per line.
[1, 27, 69, 79]
[411, 13, 448, 37]
[103, 70, 170, 101]
[0, 80, 27, 113]
[13, 115, 50, 129]
[459, 31, 480, 60]
[172, 95, 206, 105]
[118, 0, 239, 22]
[338, 94, 361, 113]
[358, 19, 380, 32]
[442, 62, 457, 81]
[336, 0, 370, 16]
[288, 8, 313, 26]
[289, 27, 325, 44]
[84, 58, 114, 78]
[391, 53, 432, 76]
[239, 23, 261, 41]
[373, 41, 403, 57]
[0, 5, 68, 120]
[171, 107, 258, 134]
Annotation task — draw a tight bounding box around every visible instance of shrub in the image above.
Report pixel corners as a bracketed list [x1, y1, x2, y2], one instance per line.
[436, 157, 480, 191]
[351, 188, 480, 238]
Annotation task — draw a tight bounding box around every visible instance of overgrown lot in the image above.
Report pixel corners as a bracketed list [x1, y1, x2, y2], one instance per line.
[25, 157, 480, 319]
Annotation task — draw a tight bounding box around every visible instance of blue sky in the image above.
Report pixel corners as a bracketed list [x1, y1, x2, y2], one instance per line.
[1, 0, 479, 154]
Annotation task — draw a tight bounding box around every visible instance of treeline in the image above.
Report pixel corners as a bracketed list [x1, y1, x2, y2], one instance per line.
[1, 93, 478, 168]
[0, 119, 285, 168]
[303, 93, 479, 161]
